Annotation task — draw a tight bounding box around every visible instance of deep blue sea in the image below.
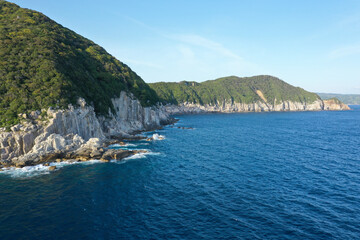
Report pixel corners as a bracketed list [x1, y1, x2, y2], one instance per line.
[1, 106, 360, 239]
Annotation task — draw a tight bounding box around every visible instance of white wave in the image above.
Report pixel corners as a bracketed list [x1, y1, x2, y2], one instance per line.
[0, 165, 51, 178]
[108, 143, 137, 148]
[0, 160, 103, 178]
[113, 151, 162, 163]
[0, 149, 163, 177]
[152, 133, 165, 140]
[125, 153, 148, 160]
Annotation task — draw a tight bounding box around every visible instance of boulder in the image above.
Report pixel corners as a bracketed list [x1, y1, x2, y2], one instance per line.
[48, 166, 56, 171]
[81, 138, 102, 150]
[39, 152, 62, 162]
[15, 162, 25, 168]
[77, 157, 89, 162]
[90, 150, 102, 158]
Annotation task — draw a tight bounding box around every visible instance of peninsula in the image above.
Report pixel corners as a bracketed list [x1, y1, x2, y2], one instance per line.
[149, 76, 350, 114]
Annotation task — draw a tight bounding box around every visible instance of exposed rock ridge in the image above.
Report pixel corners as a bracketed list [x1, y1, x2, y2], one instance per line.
[163, 99, 350, 114]
[0, 91, 171, 165]
[323, 99, 351, 110]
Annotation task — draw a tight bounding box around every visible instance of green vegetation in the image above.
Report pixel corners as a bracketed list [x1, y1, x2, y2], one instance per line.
[0, 0, 159, 128]
[325, 97, 342, 104]
[317, 93, 360, 105]
[149, 75, 320, 105]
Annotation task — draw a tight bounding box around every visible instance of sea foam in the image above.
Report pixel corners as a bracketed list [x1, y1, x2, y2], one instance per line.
[0, 160, 103, 178]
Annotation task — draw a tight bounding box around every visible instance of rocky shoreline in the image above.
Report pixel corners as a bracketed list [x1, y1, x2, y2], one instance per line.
[0, 133, 170, 172]
[0, 91, 350, 172]
[0, 91, 174, 170]
[162, 98, 350, 115]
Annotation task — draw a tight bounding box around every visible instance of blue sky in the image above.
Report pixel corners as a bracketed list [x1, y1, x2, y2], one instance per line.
[9, 0, 360, 93]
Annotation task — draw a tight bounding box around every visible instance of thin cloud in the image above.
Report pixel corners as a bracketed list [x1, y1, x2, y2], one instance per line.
[120, 16, 260, 78]
[169, 34, 243, 61]
[123, 16, 245, 62]
[123, 16, 166, 37]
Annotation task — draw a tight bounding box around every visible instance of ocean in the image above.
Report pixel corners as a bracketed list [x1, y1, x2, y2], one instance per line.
[1, 106, 360, 239]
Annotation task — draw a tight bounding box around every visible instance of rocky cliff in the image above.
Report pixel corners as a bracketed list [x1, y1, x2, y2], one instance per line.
[163, 99, 326, 114]
[0, 91, 171, 166]
[323, 98, 351, 110]
[162, 98, 350, 115]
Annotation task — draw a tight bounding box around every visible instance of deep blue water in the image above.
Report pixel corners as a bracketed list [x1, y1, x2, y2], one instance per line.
[1, 106, 360, 239]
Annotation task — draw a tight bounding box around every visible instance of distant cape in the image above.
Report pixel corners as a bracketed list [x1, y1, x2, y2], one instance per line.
[149, 75, 350, 113]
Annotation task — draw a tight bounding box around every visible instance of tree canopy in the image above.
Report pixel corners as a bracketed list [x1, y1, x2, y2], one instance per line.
[0, 0, 159, 127]
[149, 75, 320, 105]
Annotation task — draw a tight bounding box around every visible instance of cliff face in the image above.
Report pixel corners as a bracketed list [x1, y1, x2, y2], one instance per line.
[0, 91, 171, 165]
[101, 92, 169, 137]
[323, 99, 351, 110]
[163, 99, 327, 114]
[163, 98, 351, 114]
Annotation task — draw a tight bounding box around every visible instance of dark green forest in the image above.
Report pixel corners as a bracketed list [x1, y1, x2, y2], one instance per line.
[0, 0, 159, 127]
[149, 75, 320, 106]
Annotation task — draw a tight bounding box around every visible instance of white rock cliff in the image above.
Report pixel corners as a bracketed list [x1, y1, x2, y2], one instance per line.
[0, 91, 170, 164]
[163, 98, 349, 114]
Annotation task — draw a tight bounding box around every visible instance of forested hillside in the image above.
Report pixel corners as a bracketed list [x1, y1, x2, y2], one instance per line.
[0, 0, 159, 127]
[149, 75, 320, 105]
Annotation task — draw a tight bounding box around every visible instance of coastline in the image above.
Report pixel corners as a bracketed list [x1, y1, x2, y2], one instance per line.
[0, 97, 349, 172]
[0, 131, 171, 175]
[0, 91, 175, 170]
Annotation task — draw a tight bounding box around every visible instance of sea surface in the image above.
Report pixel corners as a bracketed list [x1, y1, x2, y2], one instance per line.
[1, 106, 360, 239]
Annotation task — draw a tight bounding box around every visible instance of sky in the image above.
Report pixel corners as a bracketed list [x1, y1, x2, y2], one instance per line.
[9, 0, 360, 94]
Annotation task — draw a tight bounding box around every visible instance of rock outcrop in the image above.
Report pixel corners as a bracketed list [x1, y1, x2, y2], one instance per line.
[0, 91, 171, 166]
[163, 98, 349, 114]
[323, 98, 351, 110]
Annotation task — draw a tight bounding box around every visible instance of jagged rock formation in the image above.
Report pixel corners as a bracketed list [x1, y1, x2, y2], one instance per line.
[163, 99, 325, 114]
[0, 91, 171, 165]
[163, 98, 350, 114]
[323, 98, 351, 110]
